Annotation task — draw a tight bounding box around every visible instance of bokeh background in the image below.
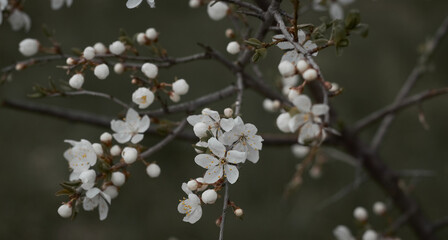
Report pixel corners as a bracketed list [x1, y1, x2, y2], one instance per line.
[0, 0, 447, 239]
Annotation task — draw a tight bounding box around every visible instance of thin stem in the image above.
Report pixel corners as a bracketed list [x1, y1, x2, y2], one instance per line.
[218, 182, 230, 240]
[50, 90, 131, 109]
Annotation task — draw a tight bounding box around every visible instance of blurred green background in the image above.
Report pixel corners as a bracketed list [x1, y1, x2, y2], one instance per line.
[0, 0, 447, 239]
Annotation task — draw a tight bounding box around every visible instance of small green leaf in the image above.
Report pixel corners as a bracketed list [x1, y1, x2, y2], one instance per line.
[256, 48, 267, 59]
[345, 10, 361, 30]
[55, 189, 72, 196]
[352, 23, 369, 38]
[245, 38, 263, 47]
[251, 52, 260, 63]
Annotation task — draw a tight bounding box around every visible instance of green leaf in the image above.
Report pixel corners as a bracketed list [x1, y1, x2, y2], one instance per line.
[345, 10, 361, 30]
[41, 24, 54, 38]
[71, 48, 82, 56]
[27, 92, 45, 98]
[313, 38, 329, 47]
[352, 23, 369, 38]
[251, 52, 260, 63]
[245, 38, 263, 47]
[55, 189, 72, 196]
[256, 48, 267, 59]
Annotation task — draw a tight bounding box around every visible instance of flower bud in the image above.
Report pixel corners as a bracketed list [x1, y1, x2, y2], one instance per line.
[276, 113, 292, 133]
[109, 41, 126, 55]
[114, 63, 125, 74]
[288, 89, 300, 102]
[201, 189, 217, 204]
[187, 180, 198, 191]
[333, 225, 354, 240]
[57, 204, 72, 218]
[132, 87, 155, 109]
[263, 99, 280, 113]
[201, 108, 211, 114]
[141, 63, 158, 79]
[19, 38, 39, 57]
[189, 0, 201, 8]
[362, 230, 378, 240]
[110, 145, 122, 156]
[93, 42, 107, 54]
[100, 132, 112, 143]
[69, 74, 84, 89]
[145, 28, 158, 41]
[207, 1, 229, 21]
[94, 64, 109, 80]
[92, 143, 104, 156]
[172, 79, 189, 95]
[66, 57, 76, 65]
[224, 108, 233, 118]
[196, 177, 207, 191]
[103, 185, 119, 199]
[372, 201, 386, 216]
[15, 63, 25, 71]
[169, 92, 180, 102]
[353, 207, 368, 222]
[330, 82, 340, 92]
[309, 166, 322, 179]
[225, 28, 234, 38]
[291, 144, 309, 158]
[302, 68, 318, 81]
[79, 169, 96, 190]
[83, 46, 95, 60]
[296, 60, 309, 73]
[122, 147, 138, 164]
[226, 41, 240, 55]
[146, 163, 161, 178]
[136, 32, 147, 45]
[111, 172, 126, 187]
[194, 141, 208, 154]
[278, 61, 296, 77]
[193, 122, 208, 138]
[234, 208, 243, 217]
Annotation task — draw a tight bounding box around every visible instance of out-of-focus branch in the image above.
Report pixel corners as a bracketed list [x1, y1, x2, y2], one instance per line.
[432, 216, 448, 232]
[50, 90, 131, 109]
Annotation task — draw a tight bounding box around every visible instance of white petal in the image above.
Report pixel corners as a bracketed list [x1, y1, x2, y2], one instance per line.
[178, 199, 190, 214]
[86, 188, 101, 198]
[246, 147, 260, 163]
[298, 123, 321, 144]
[226, 150, 246, 164]
[288, 113, 309, 132]
[204, 165, 223, 184]
[69, 171, 81, 181]
[246, 135, 263, 151]
[83, 196, 99, 211]
[110, 120, 127, 132]
[273, 34, 294, 50]
[131, 134, 144, 144]
[147, 0, 155, 8]
[218, 131, 239, 146]
[138, 115, 150, 132]
[224, 164, 239, 184]
[113, 132, 132, 144]
[298, 30, 306, 44]
[51, 0, 64, 10]
[187, 115, 204, 126]
[244, 123, 258, 135]
[220, 118, 234, 132]
[329, 3, 344, 20]
[194, 154, 219, 169]
[181, 182, 192, 195]
[184, 207, 202, 224]
[202, 109, 220, 122]
[293, 95, 312, 113]
[311, 104, 329, 116]
[281, 50, 300, 63]
[126, 0, 143, 8]
[208, 138, 226, 158]
[98, 198, 109, 221]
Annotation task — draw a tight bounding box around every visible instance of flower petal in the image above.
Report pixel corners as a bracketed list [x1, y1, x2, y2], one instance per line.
[131, 134, 144, 144]
[246, 135, 263, 151]
[138, 115, 150, 132]
[194, 154, 219, 169]
[83, 196, 99, 211]
[298, 122, 321, 144]
[126, 0, 143, 8]
[98, 198, 109, 221]
[220, 118, 235, 132]
[288, 113, 309, 132]
[329, 3, 344, 20]
[298, 30, 306, 44]
[184, 206, 202, 224]
[281, 50, 300, 63]
[224, 164, 239, 184]
[202, 109, 220, 122]
[204, 165, 223, 184]
[246, 147, 260, 163]
[311, 104, 329, 116]
[293, 95, 312, 113]
[113, 132, 132, 144]
[181, 182, 192, 195]
[86, 187, 101, 198]
[226, 150, 246, 164]
[208, 137, 226, 158]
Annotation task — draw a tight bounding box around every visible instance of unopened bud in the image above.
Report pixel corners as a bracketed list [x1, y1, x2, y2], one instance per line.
[224, 108, 233, 118]
[234, 208, 243, 217]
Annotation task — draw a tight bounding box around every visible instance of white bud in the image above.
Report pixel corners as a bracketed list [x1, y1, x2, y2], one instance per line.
[19, 38, 39, 57]
[109, 41, 126, 55]
[146, 163, 161, 178]
[189, 0, 201, 8]
[288, 89, 300, 102]
[291, 144, 309, 158]
[172, 79, 189, 95]
[362, 230, 378, 240]
[225, 28, 234, 38]
[296, 60, 309, 73]
[207, 1, 229, 21]
[201, 189, 218, 204]
[69, 74, 84, 89]
[224, 108, 233, 118]
[330, 82, 339, 92]
[353, 207, 368, 222]
[110, 145, 122, 156]
[302, 68, 318, 81]
[263, 99, 278, 113]
[92, 143, 103, 156]
[187, 180, 198, 191]
[100, 132, 112, 143]
[103, 185, 119, 199]
[79, 169, 96, 190]
[373, 201, 386, 215]
[141, 63, 158, 79]
[132, 87, 155, 109]
[93, 42, 107, 54]
[333, 225, 354, 240]
[226, 41, 240, 55]
[234, 208, 243, 217]
[145, 28, 159, 41]
[196, 177, 207, 191]
[94, 64, 110, 80]
[137, 32, 147, 45]
[66, 57, 75, 65]
[169, 92, 180, 102]
[83, 46, 95, 60]
[282, 75, 299, 87]
[272, 100, 281, 109]
[201, 108, 211, 115]
[278, 61, 296, 77]
[276, 112, 292, 133]
[114, 63, 125, 74]
[111, 172, 126, 187]
[193, 122, 208, 138]
[122, 147, 138, 164]
[57, 204, 72, 218]
[309, 167, 322, 179]
[195, 141, 208, 154]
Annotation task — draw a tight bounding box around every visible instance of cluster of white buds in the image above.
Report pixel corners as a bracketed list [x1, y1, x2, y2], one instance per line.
[178, 108, 264, 223]
[136, 27, 159, 45]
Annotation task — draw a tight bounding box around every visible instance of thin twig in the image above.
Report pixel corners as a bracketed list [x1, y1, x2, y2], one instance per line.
[50, 90, 131, 109]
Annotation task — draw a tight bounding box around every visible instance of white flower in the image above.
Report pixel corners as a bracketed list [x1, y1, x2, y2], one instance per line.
[100, 132, 112, 143]
[19, 39, 39, 56]
[353, 206, 368, 222]
[187, 109, 234, 138]
[110, 145, 121, 156]
[302, 68, 318, 81]
[333, 225, 355, 240]
[207, 1, 229, 21]
[178, 183, 202, 224]
[219, 116, 264, 163]
[291, 144, 309, 158]
[373, 201, 386, 215]
[146, 163, 161, 178]
[69, 73, 84, 89]
[111, 172, 126, 187]
[79, 169, 96, 190]
[226, 41, 240, 55]
[172, 79, 189, 95]
[57, 204, 72, 218]
[273, 30, 318, 63]
[141, 63, 158, 79]
[103, 185, 119, 199]
[109, 41, 126, 55]
[93, 42, 107, 54]
[362, 230, 378, 240]
[92, 143, 103, 156]
[288, 95, 329, 144]
[194, 137, 246, 184]
[189, 0, 200, 8]
[111, 108, 150, 144]
[137, 33, 146, 45]
[8, 10, 31, 32]
[126, 0, 155, 9]
[225, 28, 234, 38]
[63, 139, 97, 181]
[94, 64, 109, 80]
[83, 46, 95, 60]
[276, 112, 292, 133]
[313, 0, 355, 20]
[114, 63, 125, 74]
[278, 61, 296, 77]
[83, 187, 111, 221]
[330, 82, 340, 92]
[201, 189, 217, 204]
[263, 99, 280, 113]
[145, 28, 158, 41]
[132, 87, 155, 109]
[51, 0, 73, 10]
[122, 147, 138, 164]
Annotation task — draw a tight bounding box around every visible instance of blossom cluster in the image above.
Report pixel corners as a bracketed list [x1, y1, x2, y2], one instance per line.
[177, 108, 263, 223]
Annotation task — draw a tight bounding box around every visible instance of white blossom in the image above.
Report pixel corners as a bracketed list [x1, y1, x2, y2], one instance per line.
[263, 99, 281, 113]
[172, 79, 189, 95]
[224, 108, 233, 118]
[109, 41, 126, 55]
[194, 141, 208, 154]
[296, 60, 309, 73]
[63, 139, 97, 181]
[196, 177, 207, 191]
[226, 41, 241, 55]
[83, 187, 111, 221]
[122, 147, 138, 164]
[353, 206, 368, 222]
[178, 183, 202, 224]
[111, 172, 126, 187]
[51, 0, 73, 10]
[114, 63, 125, 74]
[8, 10, 31, 32]
[66, 57, 75, 65]
[273, 30, 318, 63]
[19, 39, 39, 57]
[132, 87, 155, 109]
[201, 189, 217, 204]
[187, 180, 198, 191]
[207, 1, 229, 21]
[145, 28, 158, 41]
[79, 169, 96, 190]
[126, 0, 155, 9]
[288, 89, 300, 102]
[187, 109, 234, 138]
[141, 63, 158, 79]
[234, 208, 243, 217]
[94, 64, 109, 80]
[146, 163, 161, 178]
[333, 225, 355, 240]
[362, 230, 378, 240]
[194, 137, 246, 184]
[93, 42, 107, 54]
[170, 92, 180, 102]
[57, 204, 72, 218]
[83, 46, 95, 60]
[110, 108, 150, 144]
[69, 73, 84, 89]
[137, 33, 146, 45]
